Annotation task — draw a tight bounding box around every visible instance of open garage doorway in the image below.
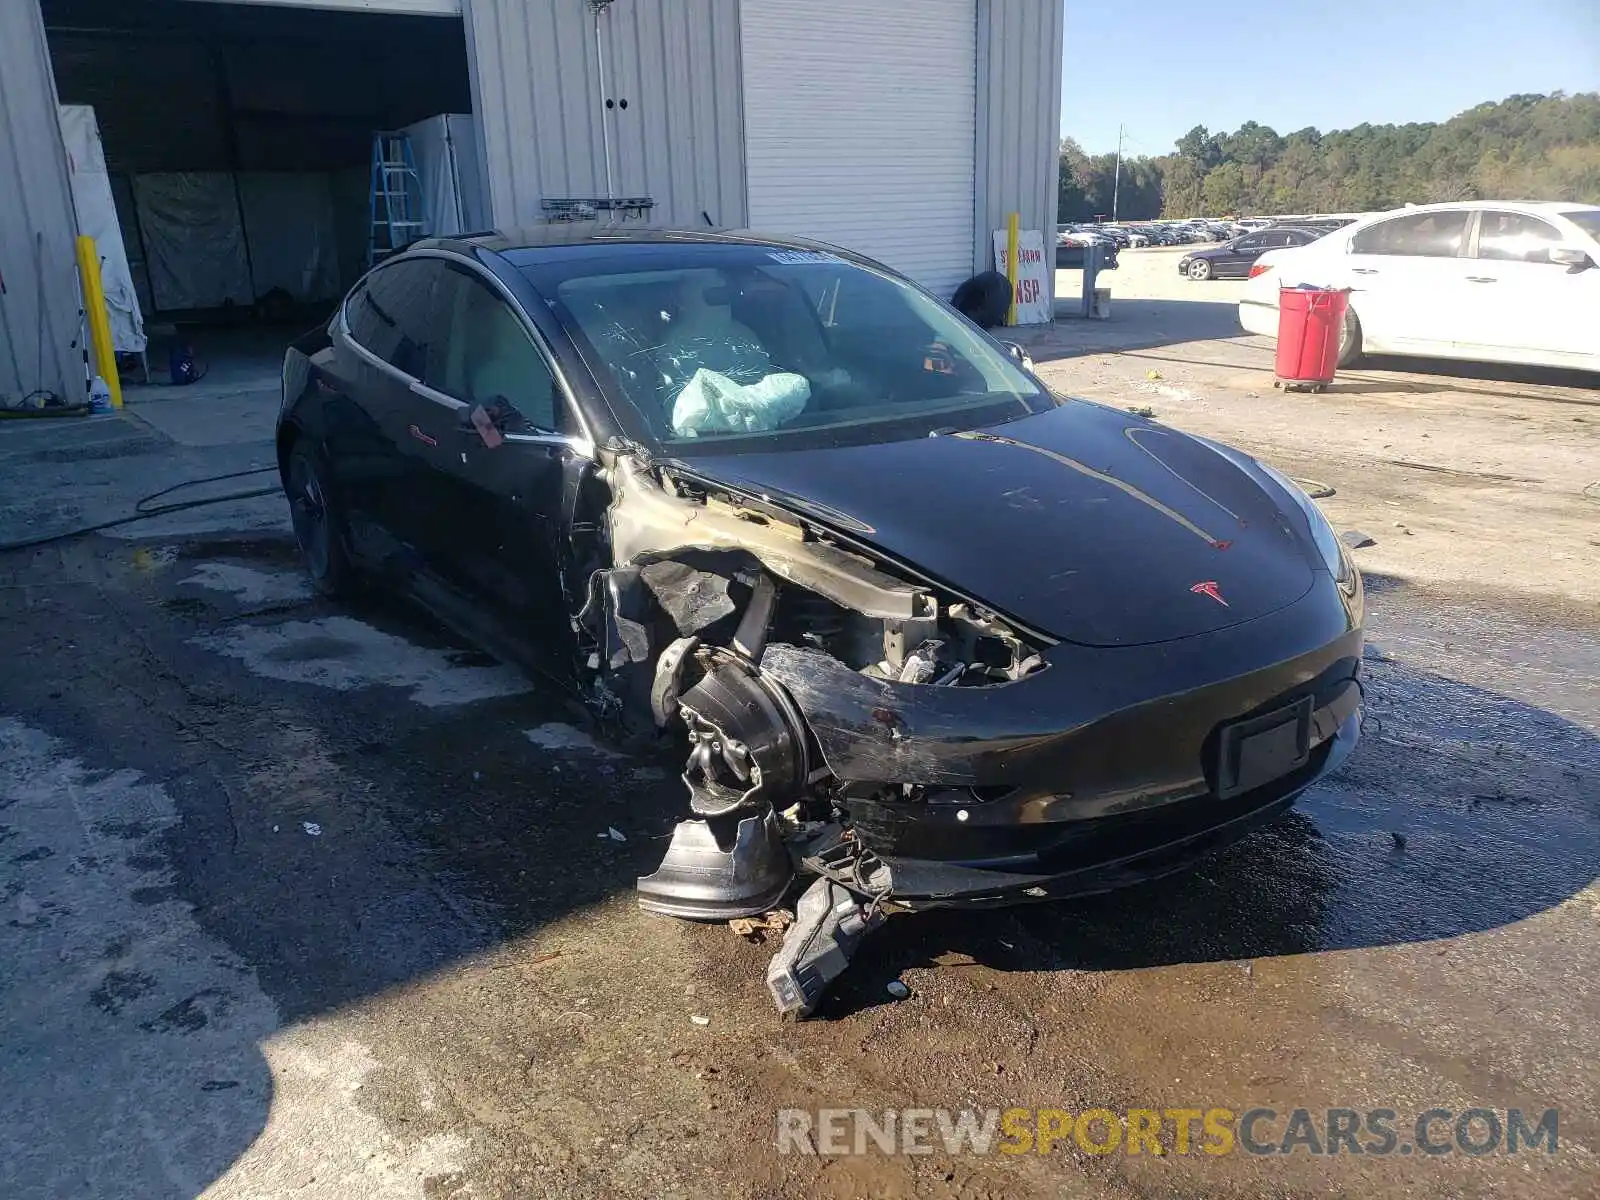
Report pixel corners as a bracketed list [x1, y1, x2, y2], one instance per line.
[42, 0, 480, 400]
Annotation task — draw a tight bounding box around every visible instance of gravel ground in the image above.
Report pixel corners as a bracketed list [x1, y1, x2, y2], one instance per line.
[2, 260, 1597, 1198]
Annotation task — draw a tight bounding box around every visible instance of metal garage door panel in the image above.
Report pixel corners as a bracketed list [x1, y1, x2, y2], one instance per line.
[740, 0, 977, 299]
[178, 1, 462, 14]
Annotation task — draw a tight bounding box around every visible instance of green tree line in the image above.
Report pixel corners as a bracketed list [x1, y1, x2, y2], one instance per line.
[1059, 92, 1600, 221]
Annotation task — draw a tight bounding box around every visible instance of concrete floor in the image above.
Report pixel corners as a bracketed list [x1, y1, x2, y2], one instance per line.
[1, 264, 1596, 1199]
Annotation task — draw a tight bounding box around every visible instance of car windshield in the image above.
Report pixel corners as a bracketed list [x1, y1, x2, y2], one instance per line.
[1561, 209, 1600, 241]
[520, 245, 1052, 452]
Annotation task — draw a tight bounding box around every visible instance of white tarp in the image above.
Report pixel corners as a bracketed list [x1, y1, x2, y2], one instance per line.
[403, 114, 487, 237]
[237, 173, 341, 302]
[59, 105, 146, 353]
[132, 173, 253, 311]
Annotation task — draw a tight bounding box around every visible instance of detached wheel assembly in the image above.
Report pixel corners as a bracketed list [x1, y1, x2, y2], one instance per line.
[635, 646, 807, 922]
[675, 647, 808, 818]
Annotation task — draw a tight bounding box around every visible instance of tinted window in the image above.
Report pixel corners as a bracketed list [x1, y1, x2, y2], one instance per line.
[345, 260, 436, 377]
[430, 267, 562, 432]
[1477, 211, 1563, 264]
[1234, 235, 1263, 251]
[1351, 211, 1470, 258]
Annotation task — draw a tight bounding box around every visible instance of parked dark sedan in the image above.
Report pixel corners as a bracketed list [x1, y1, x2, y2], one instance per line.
[277, 227, 1363, 1014]
[1179, 225, 1324, 280]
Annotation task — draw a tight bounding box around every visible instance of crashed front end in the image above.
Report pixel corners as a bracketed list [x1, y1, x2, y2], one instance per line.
[579, 456, 1363, 1016]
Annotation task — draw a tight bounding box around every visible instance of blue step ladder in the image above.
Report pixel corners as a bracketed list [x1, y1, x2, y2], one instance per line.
[367, 132, 426, 266]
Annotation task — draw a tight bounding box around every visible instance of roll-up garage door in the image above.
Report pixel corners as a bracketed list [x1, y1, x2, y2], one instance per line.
[739, 0, 977, 299]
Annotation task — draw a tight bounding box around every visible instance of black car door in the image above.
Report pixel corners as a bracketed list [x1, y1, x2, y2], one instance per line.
[332, 257, 446, 570]
[418, 260, 588, 672]
[1221, 233, 1265, 277]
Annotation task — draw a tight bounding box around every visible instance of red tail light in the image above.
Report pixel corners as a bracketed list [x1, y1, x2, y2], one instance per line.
[1248, 262, 1274, 279]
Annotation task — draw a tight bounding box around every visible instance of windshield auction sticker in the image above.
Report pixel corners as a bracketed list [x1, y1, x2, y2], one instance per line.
[766, 249, 844, 265]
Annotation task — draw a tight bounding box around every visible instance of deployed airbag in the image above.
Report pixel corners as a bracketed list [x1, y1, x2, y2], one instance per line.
[670, 368, 810, 437]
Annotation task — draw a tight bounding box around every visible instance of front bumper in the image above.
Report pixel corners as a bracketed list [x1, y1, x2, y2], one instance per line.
[759, 576, 1363, 906]
[881, 704, 1357, 909]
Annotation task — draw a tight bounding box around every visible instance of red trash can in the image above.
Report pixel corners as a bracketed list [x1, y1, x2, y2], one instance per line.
[1274, 285, 1349, 392]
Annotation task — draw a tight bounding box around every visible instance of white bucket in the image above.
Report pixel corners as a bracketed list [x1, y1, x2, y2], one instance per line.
[1091, 288, 1112, 320]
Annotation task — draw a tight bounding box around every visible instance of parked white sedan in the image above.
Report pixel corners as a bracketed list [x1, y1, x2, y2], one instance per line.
[1239, 201, 1600, 373]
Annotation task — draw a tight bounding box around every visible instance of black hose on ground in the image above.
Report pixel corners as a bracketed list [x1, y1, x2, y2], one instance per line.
[0, 467, 281, 554]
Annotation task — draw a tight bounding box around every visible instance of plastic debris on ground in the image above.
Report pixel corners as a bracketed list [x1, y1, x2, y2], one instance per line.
[598, 826, 626, 842]
[886, 980, 911, 999]
[689, 1014, 711, 1027]
[302, 822, 321, 837]
[728, 909, 794, 942]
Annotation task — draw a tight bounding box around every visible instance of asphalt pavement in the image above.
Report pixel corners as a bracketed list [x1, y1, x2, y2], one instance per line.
[1, 337, 1596, 1199]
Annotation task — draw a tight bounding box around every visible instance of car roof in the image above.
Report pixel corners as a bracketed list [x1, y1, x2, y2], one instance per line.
[409, 225, 847, 256]
[1362, 200, 1596, 218]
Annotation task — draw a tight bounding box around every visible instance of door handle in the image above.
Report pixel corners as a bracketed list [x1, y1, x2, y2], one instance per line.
[1466, 276, 1498, 284]
[1350, 268, 1379, 275]
[407, 423, 438, 447]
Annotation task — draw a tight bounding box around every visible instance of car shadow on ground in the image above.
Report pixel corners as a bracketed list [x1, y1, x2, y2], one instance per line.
[1352, 354, 1600, 395]
[1021, 298, 1247, 364]
[0, 531, 689, 1198]
[1323, 361, 1600, 407]
[821, 646, 1599, 1016]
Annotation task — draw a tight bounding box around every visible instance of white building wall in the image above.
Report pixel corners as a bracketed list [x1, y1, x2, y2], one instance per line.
[464, 0, 746, 230]
[0, 0, 1064, 402]
[469, 0, 1063, 295]
[975, 0, 1067, 296]
[740, 0, 979, 298]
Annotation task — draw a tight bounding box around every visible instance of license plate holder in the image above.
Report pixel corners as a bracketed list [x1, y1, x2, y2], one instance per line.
[1215, 696, 1313, 800]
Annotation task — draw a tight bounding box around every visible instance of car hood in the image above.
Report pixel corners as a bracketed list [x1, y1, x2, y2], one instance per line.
[668, 402, 1318, 647]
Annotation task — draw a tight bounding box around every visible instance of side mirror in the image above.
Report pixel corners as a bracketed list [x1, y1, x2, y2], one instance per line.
[1550, 246, 1593, 269]
[1002, 341, 1035, 371]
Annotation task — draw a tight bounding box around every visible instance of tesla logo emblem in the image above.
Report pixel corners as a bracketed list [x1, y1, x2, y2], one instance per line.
[1191, 581, 1229, 607]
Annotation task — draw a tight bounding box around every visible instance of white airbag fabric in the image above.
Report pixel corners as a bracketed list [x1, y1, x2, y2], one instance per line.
[670, 368, 810, 437]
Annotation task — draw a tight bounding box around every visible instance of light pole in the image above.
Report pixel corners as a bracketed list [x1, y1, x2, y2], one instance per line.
[1112, 124, 1126, 222]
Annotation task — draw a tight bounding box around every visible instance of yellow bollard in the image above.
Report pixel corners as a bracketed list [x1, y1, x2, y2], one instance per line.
[1005, 212, 1020, 327]
[74, 234, 122, 408]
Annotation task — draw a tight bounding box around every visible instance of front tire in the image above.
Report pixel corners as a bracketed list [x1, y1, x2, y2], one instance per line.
[1336, 307, 1363, 368]
[286, 441, 357, 598]
[1187, 258, 1213, 281]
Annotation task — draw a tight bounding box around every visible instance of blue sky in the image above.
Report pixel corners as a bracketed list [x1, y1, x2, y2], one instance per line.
[1062, 0, 1600, 156]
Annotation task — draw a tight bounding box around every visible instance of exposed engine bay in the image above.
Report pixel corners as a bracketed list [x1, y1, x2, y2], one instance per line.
[569, 455, 1049, 1016]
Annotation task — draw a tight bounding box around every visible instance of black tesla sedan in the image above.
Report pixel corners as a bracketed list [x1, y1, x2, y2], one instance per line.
[277, 227, 1363, 1014]
[1179, 225, 1324, 280]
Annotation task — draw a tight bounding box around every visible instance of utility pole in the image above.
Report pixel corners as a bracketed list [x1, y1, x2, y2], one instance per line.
[1112, 124, 1125, 222]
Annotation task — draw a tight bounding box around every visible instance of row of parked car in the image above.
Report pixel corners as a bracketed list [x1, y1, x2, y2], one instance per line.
[1059, 218, 1242, 252]
[1056, 216, 1314, 269]
[1176, 216, 1361, 280]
